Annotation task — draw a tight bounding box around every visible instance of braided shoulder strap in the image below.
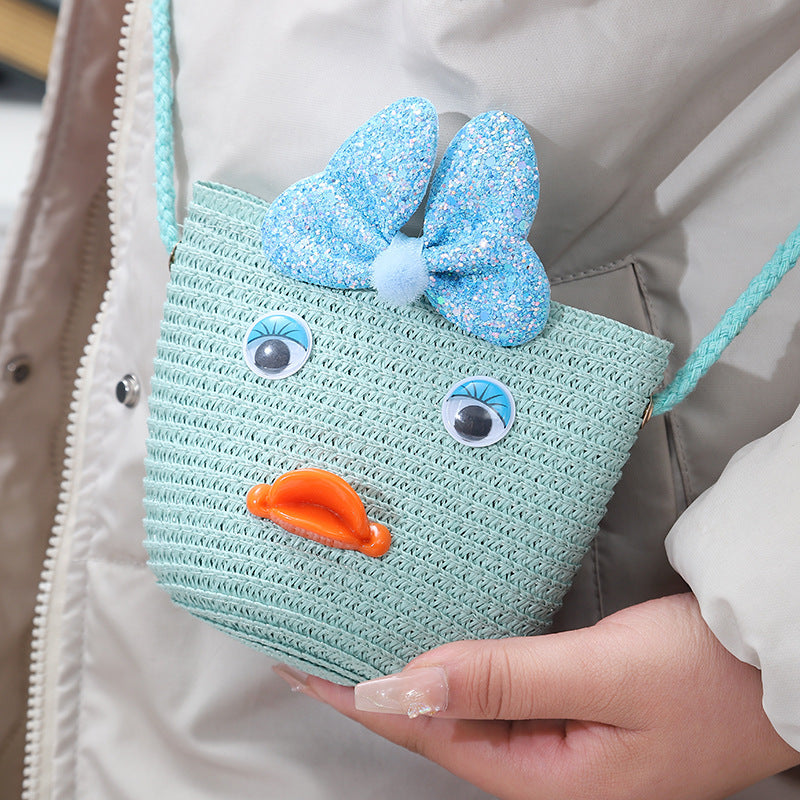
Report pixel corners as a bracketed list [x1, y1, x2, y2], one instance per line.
[149, 0, 799, 417]
[652, 229, 800, 414]
[152, 0, 179, 253]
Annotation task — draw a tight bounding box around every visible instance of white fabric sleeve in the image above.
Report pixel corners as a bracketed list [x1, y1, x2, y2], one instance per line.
[665, 404, 800, 752]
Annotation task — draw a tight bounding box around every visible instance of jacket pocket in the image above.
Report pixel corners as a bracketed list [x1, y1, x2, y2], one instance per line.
[550, 258, 688, 631]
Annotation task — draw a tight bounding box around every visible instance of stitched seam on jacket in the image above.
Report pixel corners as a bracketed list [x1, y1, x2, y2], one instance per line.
[590, 537, 604, 620]
[82, 555, 149, 569]
[630, 258, 693, 509]
[549, 256, 633, 286]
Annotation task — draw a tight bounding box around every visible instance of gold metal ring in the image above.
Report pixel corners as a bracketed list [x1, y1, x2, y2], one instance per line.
[640, 397, 654, 429]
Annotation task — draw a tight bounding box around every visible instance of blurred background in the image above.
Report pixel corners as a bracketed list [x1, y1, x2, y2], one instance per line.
[0, 0, 59, 247]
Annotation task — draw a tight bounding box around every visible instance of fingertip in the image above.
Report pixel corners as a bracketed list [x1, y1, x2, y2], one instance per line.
[272, 663, 312, 695]
[272, 663, 355, 711]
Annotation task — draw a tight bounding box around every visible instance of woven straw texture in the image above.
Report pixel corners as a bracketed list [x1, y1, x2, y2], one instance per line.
[144, 181, 672, 684]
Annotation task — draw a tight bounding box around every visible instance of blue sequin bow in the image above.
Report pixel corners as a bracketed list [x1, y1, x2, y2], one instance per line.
[262, 97, 550, 346]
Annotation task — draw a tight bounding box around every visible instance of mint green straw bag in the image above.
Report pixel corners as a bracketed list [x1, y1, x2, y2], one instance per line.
[143, 1, 800, 685]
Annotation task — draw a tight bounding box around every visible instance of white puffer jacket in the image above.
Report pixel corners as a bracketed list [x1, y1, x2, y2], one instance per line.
[1, 1, 799, 798]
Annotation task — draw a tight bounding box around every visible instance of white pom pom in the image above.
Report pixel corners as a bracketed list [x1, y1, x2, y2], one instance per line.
[372, 233, 428, 307]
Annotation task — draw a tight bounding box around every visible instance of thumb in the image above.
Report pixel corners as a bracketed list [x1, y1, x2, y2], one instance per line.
[354, 621, 656, 728]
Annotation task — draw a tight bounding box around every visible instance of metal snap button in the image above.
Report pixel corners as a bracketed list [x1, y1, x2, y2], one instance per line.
[115, 374, 140, 407]
[5, 356, 32, 383]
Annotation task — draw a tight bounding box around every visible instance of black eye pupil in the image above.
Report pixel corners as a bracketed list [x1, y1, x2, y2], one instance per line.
[254, 338, 291, 372]
[454, 404, 493, 441]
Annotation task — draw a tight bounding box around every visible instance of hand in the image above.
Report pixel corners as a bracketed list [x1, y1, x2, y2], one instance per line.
[276, 594, 799, 800]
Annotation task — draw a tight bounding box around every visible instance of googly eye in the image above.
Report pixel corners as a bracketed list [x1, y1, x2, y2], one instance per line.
[442, 376, 515, 447]
[243, 311, 312, 379]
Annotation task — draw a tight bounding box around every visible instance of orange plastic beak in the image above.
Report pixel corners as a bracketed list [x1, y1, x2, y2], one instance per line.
[246, 468, 391, 558]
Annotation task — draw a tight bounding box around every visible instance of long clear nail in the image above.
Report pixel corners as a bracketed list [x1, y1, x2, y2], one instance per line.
[273, 663, 314, 696]
[354, 666, 448, 718]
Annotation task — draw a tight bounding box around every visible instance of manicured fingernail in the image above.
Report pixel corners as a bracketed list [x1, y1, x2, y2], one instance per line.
[354, 666, 448, 718]
[273, 663, 315, 697]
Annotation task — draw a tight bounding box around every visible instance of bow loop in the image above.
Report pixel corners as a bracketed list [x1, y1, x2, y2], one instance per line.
[262, 97, 438, 290]
[422, 111, 548, 345]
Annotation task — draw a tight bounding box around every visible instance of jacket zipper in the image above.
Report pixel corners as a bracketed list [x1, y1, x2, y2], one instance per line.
[22, 3, 136, 795]
[51, 186, 110, 482]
